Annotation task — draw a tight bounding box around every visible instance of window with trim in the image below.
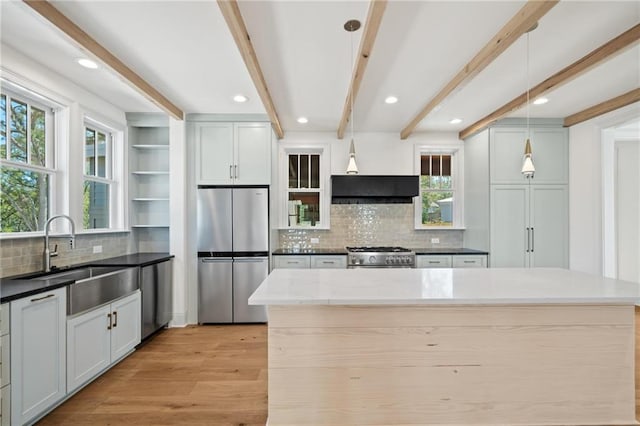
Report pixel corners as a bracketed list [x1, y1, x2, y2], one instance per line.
[415, 149, 462, 228]
[0, 90, 55, 232]
[83, 123, 113, 229]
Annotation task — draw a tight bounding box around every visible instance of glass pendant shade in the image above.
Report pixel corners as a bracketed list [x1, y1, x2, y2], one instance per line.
[521, 138, 535, 177]
[346, 138, 359, 175]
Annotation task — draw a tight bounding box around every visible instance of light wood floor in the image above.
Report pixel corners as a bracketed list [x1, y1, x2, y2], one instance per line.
[37, 312, 640, 425]
[37, 325, 267, 426]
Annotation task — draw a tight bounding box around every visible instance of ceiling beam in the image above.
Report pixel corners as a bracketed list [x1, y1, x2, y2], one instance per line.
[23, 0, 184, 120]
[400, 0, 558, 140]
[217, 0, 284, 139]
[459, 23, 640, 140]
[337, 0, 388, 140]
[563, 88, 640, 127]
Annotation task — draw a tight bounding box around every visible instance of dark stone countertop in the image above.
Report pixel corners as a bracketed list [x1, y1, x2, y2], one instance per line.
[1, 252, 173, 304]
[272, 248, 348, 255]
[411, 248, 489, 255]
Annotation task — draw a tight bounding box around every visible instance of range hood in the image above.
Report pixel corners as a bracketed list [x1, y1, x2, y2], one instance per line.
[331, 175, 419, 204]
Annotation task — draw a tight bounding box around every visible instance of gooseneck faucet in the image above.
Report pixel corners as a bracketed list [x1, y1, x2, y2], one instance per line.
[43, 214, 76, 272]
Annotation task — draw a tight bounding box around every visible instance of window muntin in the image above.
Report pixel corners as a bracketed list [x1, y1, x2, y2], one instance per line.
[287, 153, 322, 227]
[420, 154, 454, 227]
[0, 91, 55, 233]
[83, 123, 113, 229]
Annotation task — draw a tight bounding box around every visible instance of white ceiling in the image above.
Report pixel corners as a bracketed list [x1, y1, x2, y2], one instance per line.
[1, 1, 638, 136]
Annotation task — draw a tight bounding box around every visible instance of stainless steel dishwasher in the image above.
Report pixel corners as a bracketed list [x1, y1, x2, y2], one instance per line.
[140, 259, 173, 340]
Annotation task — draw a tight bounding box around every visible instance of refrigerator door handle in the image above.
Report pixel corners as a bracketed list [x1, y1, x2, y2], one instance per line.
[234, 257, 267, 263]
[201, 258, 233, 263]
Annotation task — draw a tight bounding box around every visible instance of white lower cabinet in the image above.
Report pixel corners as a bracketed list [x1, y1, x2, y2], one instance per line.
[417, 254, 488, 268]
[10, 287, 66, 426]
[1, 385, 9, 426]
[67, 291, 141, 393]
[273, 255, 347, 270]
[272, 256, 311, 269]
[310, 255, 347, 269]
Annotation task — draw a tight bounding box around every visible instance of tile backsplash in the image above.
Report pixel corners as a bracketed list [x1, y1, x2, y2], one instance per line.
[279, 204, 463, 249]
[0, 232, 133, 278]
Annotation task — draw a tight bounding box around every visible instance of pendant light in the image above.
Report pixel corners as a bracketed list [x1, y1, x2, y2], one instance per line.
[521, 26, 536, 178]
[345, 19, 360, 175]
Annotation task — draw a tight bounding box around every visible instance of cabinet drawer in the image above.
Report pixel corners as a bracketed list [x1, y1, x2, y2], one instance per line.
[453, 255, 487, 268]
[311, 256, 347, 269]
[416, 255, 452, 268]
[0, 305, 8, 337]
[273, 256, 311, 269]
[0, 335, 8, 387]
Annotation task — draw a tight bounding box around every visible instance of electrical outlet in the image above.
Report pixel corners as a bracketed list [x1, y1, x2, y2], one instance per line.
[93, 245, 103, 254]
[430, 238, 440, 244]
[310, 238, 320, 244]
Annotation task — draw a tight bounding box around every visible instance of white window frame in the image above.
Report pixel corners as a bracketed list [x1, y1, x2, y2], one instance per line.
[278, 143, 331, 229]
[0, 87, 58, 235]
[414, 145, 464, 229]
[80, 114, 126, 232]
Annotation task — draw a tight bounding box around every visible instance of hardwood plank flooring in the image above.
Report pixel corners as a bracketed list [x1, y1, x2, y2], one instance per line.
[36, 311, 640, 425]
[37, 325, 267, 426]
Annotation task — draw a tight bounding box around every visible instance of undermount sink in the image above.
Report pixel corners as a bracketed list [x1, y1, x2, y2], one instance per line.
[21, 266, 125, 282]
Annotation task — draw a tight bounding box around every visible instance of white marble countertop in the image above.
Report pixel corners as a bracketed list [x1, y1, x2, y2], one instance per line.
[248, 268, 640, 305]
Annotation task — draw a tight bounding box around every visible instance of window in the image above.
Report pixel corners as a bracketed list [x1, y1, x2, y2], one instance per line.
[415, 147, 463, 228]
[0, 91, 55, 232]
[279, 144, 330, 229]
[83, 123, 113, 229]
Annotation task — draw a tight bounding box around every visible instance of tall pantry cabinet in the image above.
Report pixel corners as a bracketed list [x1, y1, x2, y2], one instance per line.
[464, 120, 569, 268]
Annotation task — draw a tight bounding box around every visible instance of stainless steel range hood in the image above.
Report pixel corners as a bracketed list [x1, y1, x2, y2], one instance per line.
[331, 175, 419, 204]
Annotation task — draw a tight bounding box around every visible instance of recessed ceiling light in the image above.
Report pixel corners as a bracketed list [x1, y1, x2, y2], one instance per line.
[533, 97, 548, 105]
[297, 117, 308, 124]
[233, 94, 248, 103]
[77, 58, 98, 69]
[449, 118, 462, 124]
[384, 96, 398, 104]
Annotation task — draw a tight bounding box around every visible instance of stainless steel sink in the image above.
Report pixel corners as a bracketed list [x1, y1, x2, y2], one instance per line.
[27, 266, 124, 282]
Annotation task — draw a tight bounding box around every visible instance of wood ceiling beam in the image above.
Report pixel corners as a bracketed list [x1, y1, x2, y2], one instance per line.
[217, 0, 284, 139]
[337, 0, 388, 140]
[23, 0, 184, 120]
[400, 0, 558, 140]
[459, 23, 640, 140]
[563, 88, 640, 127]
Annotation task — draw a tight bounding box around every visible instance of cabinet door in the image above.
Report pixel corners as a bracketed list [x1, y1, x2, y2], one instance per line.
[195, 122, 234, 184]
[67, 305, 111, 393]
[529, 185, 568, 268]
[310, 256, 347, 269]
[489, 128, 527, 184]
[530, 128, 568, 184]
[1, 335, 9, 388]
[416, 255, 452, 268]
[110, 292, 141, 362]
[272, 256, 311, 269]
[234, 123, 271, 185]
[452, 255, 487, 268]
[1, 385, 9, 426]
[490, 185, 530, 267]
[10, 287, 66, 426]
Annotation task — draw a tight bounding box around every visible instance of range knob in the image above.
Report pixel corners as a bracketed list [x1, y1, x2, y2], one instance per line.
[369, 256, 377, 264]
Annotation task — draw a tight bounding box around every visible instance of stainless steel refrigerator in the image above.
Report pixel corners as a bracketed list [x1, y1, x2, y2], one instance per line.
[197, 187, 269, 323]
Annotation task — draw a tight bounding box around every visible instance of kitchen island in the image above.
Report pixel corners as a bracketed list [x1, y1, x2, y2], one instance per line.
[249, 268, 640, 425]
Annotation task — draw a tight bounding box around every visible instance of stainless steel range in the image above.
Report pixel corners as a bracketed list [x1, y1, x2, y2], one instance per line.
[347, 246, 416, 268]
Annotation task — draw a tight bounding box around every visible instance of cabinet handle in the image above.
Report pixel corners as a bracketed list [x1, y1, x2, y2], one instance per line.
[229, 165, 233, 179]
[234, 165, 238, 179]
[526, 227, 530, 253]
[113, 311, 118, 328]
[286, 261, 299, 264]
[30, 294, 54, 303]
[531, 228, 534, 252]
[428, 261, 440, 264]
[463, 260, 475, 264]
[322, 261, 335, 264]
[107, 313, 112, 330]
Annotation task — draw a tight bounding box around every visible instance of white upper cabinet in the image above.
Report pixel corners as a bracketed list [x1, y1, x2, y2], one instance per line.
[489, 127, 568, 185]
[195, 122, 271, 185]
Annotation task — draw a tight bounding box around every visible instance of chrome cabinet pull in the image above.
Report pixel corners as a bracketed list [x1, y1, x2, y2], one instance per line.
[30, 294, 54, 303]
[113, 311, 118, 328]
[322, 261, 335, 264]
[531, 228, 534, 252]
[286, 261, 299, 264]
[107, 313, 112, 330]
[463, 260, 475, 264]
[428, 261, 440, 264]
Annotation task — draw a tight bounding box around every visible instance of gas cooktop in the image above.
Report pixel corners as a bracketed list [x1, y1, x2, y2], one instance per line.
[346, 246, 415, 268]
[346, 246, 412, 253]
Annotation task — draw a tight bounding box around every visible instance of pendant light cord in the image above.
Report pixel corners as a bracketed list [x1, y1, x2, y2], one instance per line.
[350, 25, 355, 142]
[526, 32, 530, 139]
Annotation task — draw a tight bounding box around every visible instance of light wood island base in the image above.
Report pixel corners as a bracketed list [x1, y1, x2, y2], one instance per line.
[267, 304, 636, 425]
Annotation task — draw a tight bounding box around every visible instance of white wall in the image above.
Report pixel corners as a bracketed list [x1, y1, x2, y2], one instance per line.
[569, 102, 640, 276]
[279, 131, 462, 175]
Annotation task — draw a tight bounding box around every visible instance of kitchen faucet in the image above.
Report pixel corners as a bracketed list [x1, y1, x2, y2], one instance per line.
[43, 214, 76, 272]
